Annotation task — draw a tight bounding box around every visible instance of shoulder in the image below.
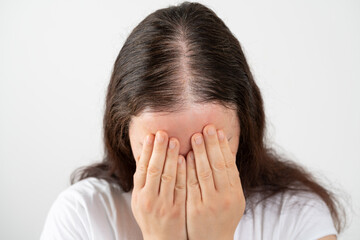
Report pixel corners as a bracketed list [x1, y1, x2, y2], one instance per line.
[59, 177, 125, 202]
[52, 176, 131, 217]
[245, 189, 331, 215]
[266, 190, 338, 239]
[239, 190, 337, 240]
[40, 177, 132, 240]
[48, 177, 124, 214]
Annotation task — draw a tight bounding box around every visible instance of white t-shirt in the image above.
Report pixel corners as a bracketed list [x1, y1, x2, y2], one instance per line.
[40, 177, 337, 240]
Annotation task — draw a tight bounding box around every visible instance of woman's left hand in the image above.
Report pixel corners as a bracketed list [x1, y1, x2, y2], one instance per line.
[186, 124, 246, 240]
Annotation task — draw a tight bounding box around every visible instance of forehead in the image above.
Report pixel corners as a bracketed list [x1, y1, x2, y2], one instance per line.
[129, 103, 238, 138]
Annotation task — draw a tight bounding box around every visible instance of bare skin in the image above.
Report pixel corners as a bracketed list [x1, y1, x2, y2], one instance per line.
[131, 131, 188, 240]
[185, 124, 245, 240]
[128, 103, 240, 159]
[130, 104, 245, 240]
[130, 110, 245, 239]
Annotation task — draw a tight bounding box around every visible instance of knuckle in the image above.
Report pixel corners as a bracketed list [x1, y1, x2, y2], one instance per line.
[141, 197, 154, 213]
[157, 205, 168, 218]
[161, 173, 173, 183]
[137, 163, 148, 174]
[213, 159, 226, 171]
[175, 183, 186, 190]
[147, 165, 161, 177]
[198, 169, 213, 181]
[208, 203, 217, 213]
[222, 197, 233, 210]
[169, 207, 182, 218]
[225, 159, 237, 169]
[189, 205, 202, 217]
[188, 180, 200, 188]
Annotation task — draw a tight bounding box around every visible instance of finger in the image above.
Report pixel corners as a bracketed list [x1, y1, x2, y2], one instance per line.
[203, 124, 230, 193]
[191, 133, 215, 199]
[133, 134, 154, 191]
[159, 138, 180, 201]
[186, 151, 202, 203]
[217, 129, 242, 189]
[144, 131, 168, 197]
[174, 155, 186, 206]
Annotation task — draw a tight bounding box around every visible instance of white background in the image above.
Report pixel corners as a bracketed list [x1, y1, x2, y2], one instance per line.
[0, 0, 359, 239]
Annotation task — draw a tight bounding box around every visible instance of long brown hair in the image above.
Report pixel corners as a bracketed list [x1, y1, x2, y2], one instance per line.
[71, 1, 346, 233]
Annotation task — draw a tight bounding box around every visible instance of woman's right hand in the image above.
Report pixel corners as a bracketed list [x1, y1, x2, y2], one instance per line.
[131, 130, 187, 240]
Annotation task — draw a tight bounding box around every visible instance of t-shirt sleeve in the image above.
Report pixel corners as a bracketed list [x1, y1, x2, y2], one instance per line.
[280, 192, 338, 240]
[40, 189, 90, 240]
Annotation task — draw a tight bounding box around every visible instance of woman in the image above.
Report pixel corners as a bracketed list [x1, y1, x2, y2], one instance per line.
[40, 2, 345, 239]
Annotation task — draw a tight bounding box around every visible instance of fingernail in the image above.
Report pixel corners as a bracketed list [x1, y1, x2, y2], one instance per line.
[217, 130, 225, 141]
[178, 156, 183, 164]
[146, 135, 153, 145]
[195, 135, 203, 145]
[190, 151, 194, 160]
[207, 126, 216, 136]
[169, 139, 176, 149]
[156, 132, 164, 143]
